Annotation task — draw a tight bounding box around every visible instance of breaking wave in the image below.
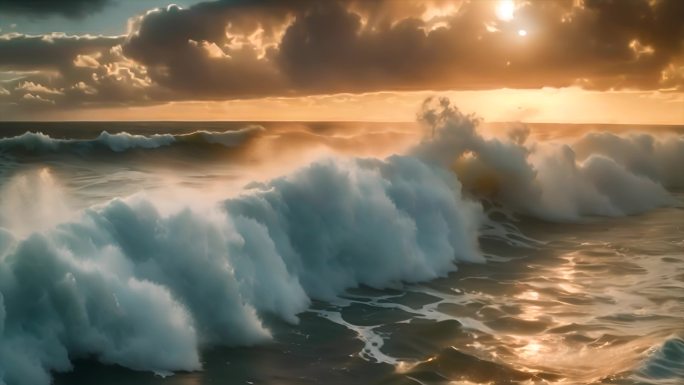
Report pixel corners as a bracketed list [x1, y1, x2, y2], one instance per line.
[0, 154, 483, 385]
[0, 98, 681, 384]
[413, 97, 679, 220]
[0, 125, 264, 155]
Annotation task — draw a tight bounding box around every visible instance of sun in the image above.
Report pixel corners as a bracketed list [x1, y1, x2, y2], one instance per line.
[496, 0, 515, 21]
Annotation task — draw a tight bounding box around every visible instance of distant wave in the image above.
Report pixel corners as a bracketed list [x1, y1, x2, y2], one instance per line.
[573, 131, 684, 189]
[413, 97, 681, 220]
[0, 99, 682, 384]
[0, 125, 265, 155]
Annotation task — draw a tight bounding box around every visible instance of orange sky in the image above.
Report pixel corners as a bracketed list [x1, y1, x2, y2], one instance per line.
[33, 87, 684, 124]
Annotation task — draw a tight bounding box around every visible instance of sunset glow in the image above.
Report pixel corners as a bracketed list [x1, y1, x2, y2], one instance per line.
[0, 2, 683, 385]
[496, 0, 516, 21]
[0, 0, 680, 124]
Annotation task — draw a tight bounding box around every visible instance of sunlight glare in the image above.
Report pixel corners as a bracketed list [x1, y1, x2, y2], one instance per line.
[496, 0, 515, 21]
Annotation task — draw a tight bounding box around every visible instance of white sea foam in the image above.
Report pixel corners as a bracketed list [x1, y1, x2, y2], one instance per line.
[416, 97, 677, 221]
[0, 125, 264, 154]
[0, 133, 483, 384]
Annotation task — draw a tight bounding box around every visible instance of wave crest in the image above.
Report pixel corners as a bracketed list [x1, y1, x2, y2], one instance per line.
[0, 125, 264, 155]
[416, 97, 678, 220]
[0, 145, 483, 384]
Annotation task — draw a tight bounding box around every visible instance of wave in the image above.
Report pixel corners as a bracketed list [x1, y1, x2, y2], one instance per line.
[0, 98, 681, 384]
[0, 125, 265, 155]
[634, 337, 684, 384]
[573, 131, 684, 189]
[0, 148, 483, 384]
[414, 97, 679, 220]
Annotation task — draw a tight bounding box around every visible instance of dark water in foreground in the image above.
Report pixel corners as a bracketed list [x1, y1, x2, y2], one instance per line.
[0, 121, 682, 385]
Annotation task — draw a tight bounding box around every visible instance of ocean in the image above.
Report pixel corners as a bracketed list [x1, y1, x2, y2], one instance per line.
[0, 110, 682, 385]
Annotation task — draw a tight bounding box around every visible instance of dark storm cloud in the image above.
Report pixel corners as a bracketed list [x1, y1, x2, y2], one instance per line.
[123, 0, 684, 94]
[122, 2, 298, 97]
[279, 0, 684, 92]
[1, 0, 683, 111]
[0, 33, 123, 69]
[0, 34, 151, 111]
[0, 0, 111, 18]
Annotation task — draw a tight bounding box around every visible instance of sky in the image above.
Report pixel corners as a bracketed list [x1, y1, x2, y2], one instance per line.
[0, 0, 682, 123]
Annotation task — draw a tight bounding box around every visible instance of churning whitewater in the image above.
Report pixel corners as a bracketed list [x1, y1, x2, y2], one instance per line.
[0, 99, 682, 385]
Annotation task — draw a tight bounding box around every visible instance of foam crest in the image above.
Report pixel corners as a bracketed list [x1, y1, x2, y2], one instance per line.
[416, 97, 677, 221]
[0, 125, 264, 155]
[573, 132, 684, 189]
[0, 147, 483, 384]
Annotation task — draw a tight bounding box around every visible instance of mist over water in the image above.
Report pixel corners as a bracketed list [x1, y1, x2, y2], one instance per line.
[0, 100, 682, 385]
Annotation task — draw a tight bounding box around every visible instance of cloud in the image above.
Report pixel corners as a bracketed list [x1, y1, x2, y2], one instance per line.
[275, 0, 683, 92]
[0, 33, 123, 70]
[119, 0, 672, 100]
[21, 93, 55, 104]
[122, 0, 684, 96]
[122, 3, 295, 98]
[15, 81, 63, 95]
[0, 0, 111, 18]
[0, 0, 683, 113]
[73, 53, 101, 68]
[0, 35, 153, 112]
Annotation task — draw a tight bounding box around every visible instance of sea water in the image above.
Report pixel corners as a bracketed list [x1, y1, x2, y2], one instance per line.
[0, 108, 682, 385]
